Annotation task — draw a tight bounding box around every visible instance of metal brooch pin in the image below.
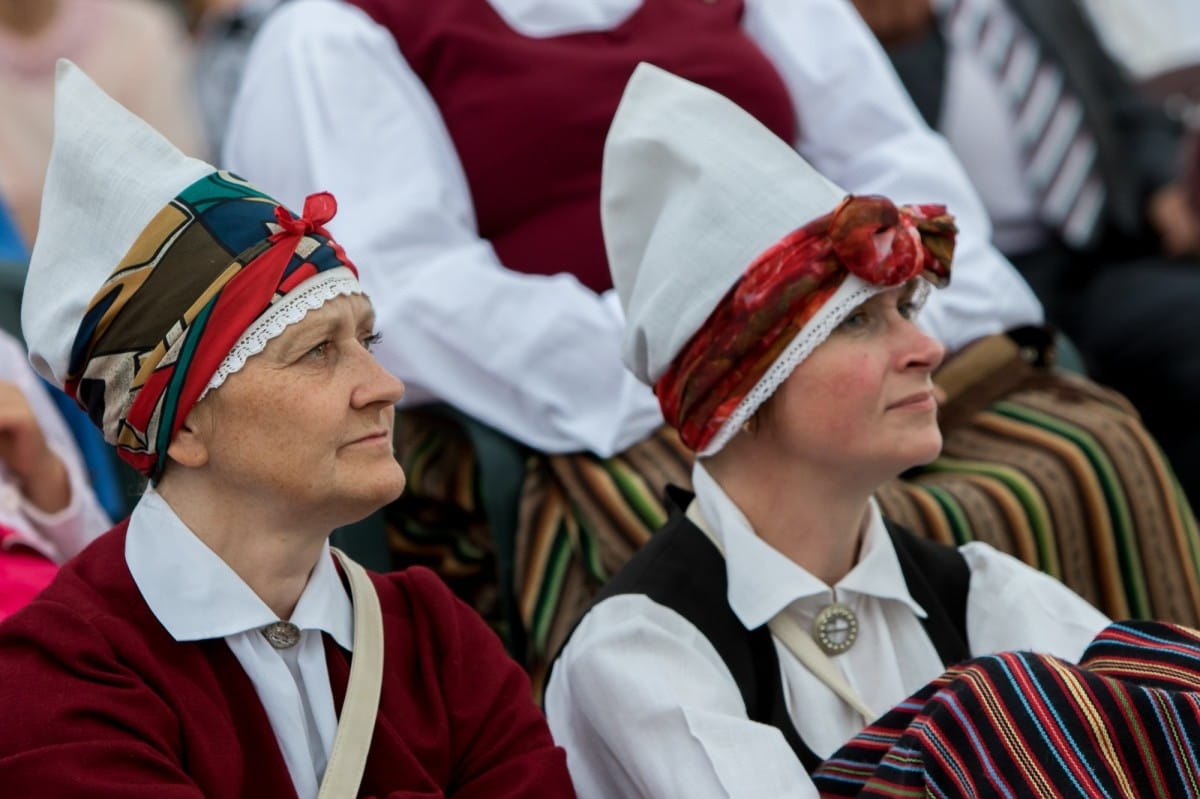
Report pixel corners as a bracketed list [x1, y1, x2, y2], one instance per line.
[260, 621, 301, 650]
[812, 603, 859, 655]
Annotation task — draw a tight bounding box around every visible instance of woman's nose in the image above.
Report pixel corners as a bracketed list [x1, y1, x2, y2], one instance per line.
[354, 349, 406, 408]
[898, 320, 945, 372]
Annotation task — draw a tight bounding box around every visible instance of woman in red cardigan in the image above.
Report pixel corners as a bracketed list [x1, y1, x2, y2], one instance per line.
[0, 60, 574, 799]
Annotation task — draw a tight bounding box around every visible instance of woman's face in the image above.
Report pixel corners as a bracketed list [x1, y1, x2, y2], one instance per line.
[181, 293, 407, 528]
[757, 284, 945, 485]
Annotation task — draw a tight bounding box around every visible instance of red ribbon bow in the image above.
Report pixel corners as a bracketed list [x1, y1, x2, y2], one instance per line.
[273, 191, 337, 238]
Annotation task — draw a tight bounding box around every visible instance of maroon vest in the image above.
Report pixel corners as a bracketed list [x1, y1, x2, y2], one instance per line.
[347, 0, 798, 292]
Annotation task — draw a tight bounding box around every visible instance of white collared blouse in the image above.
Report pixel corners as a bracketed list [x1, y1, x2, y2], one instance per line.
[125, 488, 354, 799]
[544, 462, 1110, 798]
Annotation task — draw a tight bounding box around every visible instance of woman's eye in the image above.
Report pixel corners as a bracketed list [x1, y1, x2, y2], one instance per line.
[361, 332, 383, 352]
[898, 300, 919, 320]
[838, 310, 870, 331]
[305, 341, 331, 360]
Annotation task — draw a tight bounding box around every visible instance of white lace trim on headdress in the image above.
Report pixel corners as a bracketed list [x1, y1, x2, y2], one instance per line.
[201, 267, 363, 399]
[699, 276, 932, 457]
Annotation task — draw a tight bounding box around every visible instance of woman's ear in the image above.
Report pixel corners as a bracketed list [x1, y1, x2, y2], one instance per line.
[166, 406, 211, 468]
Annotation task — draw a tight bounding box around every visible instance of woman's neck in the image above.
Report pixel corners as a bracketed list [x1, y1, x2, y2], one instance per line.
[156, 478, 329, 620]
[703, 450, 874, 586]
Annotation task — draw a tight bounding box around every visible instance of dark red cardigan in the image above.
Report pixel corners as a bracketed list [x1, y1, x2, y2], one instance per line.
[0, 523, 574, 798]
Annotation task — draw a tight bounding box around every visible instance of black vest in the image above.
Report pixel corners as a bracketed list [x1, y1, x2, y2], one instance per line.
[556, 487, 971, 774]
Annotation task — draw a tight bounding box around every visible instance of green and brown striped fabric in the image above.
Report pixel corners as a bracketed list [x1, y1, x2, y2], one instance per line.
[877, 371, 1200, 625]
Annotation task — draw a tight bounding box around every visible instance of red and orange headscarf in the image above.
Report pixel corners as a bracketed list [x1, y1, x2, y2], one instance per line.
[656, 195, 955, 454]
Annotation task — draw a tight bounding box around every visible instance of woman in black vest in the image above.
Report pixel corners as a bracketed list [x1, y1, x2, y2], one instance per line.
[544, 63, 1110, 799]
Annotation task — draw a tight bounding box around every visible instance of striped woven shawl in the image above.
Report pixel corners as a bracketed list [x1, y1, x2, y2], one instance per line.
[814, 620, 1200, 798]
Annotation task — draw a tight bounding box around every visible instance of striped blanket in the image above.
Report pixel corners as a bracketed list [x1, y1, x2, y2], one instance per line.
[813, 620, 1200, 798]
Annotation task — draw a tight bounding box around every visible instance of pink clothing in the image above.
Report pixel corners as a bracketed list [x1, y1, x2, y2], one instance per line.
[0, 0, 206, 248]
[0, 529, 57, 620]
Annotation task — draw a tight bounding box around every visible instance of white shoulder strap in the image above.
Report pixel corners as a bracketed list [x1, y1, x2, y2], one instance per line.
[684, 503, 875, 721]
[319, 548, 385, 799]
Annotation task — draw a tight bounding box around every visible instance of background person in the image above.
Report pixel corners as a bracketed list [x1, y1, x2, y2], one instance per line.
[850, 0, 1200, 508]
[0, 0, 206, 250]
[0, 326, 110, 619]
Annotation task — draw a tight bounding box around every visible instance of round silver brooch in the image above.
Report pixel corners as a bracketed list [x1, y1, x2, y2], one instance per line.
[812, 603, 859, 655]
[261, 621, 301, 650]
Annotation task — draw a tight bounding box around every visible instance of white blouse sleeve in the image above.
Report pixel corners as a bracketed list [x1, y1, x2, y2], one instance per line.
[0, 332, 111, 562]
[743, 0, 1044, 352]
[961, 541, 1111, 662]
[222, 0, 662, 457]
[545, 595, 819, 799]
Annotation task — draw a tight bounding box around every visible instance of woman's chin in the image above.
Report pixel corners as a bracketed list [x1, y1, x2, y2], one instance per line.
[367, 468, 408, 510]
[900, 434, 944, 472]
[333, 467, 407, 528]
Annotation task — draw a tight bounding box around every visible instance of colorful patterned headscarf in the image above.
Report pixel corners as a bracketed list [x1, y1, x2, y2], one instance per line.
[656, 195, 955, 454]
[65, 171, 360, 479]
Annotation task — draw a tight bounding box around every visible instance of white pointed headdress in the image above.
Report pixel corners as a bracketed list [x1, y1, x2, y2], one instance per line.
[22, 61, 362, 477]
[602, 64, 953, 455]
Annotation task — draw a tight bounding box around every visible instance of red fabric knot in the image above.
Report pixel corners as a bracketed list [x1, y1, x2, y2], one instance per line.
[272, 191, 338, 238]
[828, 195, 954, 288]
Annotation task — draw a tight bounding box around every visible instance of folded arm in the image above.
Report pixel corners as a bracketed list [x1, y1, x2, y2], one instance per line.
[224, 1, 662, 456]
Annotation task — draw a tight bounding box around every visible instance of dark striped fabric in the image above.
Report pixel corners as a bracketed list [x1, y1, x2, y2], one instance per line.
[814, 620, 1200, 798]
[513, 426, 693, 690]
[385, 339, 1200, 695]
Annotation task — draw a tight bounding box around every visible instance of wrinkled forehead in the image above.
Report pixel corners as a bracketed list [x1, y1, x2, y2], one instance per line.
[264, 291, 375, 347]
[293, 291, 375, 330]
